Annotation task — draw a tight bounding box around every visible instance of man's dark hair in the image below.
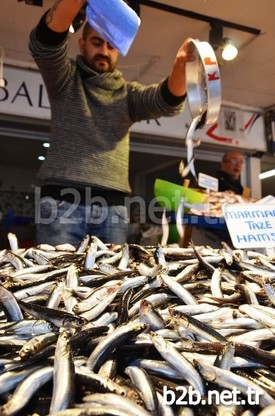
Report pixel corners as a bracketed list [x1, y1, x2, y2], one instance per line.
[82, 21, 93, 40]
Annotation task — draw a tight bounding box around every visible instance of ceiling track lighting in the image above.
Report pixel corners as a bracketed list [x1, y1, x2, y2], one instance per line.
[209, 22, 223, 50]
[209, 23, 238, 61]
[17, 0, 262, 61]
[138, 0, 262, 36]
[139, 0, 263, 62]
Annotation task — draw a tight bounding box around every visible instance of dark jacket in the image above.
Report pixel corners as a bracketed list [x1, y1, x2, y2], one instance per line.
[216, 170, 243, 195]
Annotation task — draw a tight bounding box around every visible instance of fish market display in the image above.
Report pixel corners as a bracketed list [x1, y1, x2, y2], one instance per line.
[189, 190, 257, 217]
[0, 233, 274, 415]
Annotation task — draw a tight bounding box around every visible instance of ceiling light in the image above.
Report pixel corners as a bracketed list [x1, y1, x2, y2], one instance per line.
[43, 142, 50, 148]
[259, 169, 275, 180]
[209, 24, 238, 62]
[38, 155, 45, 161]
[221, 38, 238, 61]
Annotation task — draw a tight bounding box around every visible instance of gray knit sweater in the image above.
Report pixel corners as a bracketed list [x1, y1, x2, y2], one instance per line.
[29, 22, 185, 194]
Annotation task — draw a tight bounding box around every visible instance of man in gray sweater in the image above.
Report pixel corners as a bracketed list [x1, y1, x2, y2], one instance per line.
[30, 0, 195, 246]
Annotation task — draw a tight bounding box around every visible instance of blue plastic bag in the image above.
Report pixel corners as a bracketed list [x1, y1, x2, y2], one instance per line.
[86, 0, 141, 56]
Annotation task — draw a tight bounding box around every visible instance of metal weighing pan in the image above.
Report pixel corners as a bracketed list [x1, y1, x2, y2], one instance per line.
[186, 39, 221, 126]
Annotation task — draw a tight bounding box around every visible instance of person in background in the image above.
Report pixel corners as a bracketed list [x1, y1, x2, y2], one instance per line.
[216, 150, 244, 195]
[29, 0, 196, 246]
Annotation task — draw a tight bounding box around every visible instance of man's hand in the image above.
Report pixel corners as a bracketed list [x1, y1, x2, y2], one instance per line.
[168, 37, 197, 97]
[46, 0, 87, 32]
[174, 38, 197, 67]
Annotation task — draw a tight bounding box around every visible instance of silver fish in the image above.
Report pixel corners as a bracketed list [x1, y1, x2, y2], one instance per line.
[125, 366, 159, 415]
[86, 322, 147, 372]
[0, 283, 23, 321]
[50, 330, 75, 412]
[196, 360, 274, 408]
[82, 392, 151, 416]
[18, 299, 88, 329]
[1, 365, 53, 415]
[149, 332, 205, 396]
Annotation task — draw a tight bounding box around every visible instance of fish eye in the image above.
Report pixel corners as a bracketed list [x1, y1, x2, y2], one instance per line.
[50, 323, 59, 332]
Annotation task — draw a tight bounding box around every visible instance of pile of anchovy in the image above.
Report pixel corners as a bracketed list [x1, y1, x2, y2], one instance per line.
[0, 233, 274, 416]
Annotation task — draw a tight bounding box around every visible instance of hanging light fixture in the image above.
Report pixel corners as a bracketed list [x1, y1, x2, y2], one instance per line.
[209, 22, 223, 51]
[209, 23, 238, 61]
[221, 38, 238, 61]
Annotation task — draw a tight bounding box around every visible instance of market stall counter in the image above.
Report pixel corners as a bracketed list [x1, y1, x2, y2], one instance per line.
[154, 178, 256, 248]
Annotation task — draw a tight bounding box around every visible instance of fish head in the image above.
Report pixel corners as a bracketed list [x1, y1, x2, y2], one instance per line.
[63, 316, 89, 328]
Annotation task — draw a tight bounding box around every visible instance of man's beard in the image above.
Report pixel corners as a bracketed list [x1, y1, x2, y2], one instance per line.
[88, 54, 114, 73]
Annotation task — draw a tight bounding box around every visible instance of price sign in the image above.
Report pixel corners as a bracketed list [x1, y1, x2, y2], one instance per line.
[198, 172, 218, 192]
[223, 204, 275, 248]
